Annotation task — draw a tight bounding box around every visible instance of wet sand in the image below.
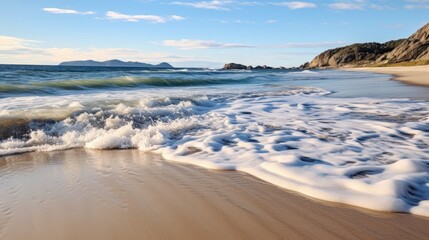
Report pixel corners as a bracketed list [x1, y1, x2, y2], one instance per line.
[348, 65, 429, 86]
[0, 149, 428, 240]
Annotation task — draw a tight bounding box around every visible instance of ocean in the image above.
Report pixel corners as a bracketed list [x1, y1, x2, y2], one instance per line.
[0, 64, 428, 216]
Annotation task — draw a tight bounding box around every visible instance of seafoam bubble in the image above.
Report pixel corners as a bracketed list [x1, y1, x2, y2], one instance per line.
[0, 88, 428, 216]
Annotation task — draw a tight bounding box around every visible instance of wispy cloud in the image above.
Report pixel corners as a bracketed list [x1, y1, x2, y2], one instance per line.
[105, 11, 184, 23]
[328, 1, 365, 10]
[162, 39, 345, 50]
[272, 2, 317, 9]
[170, 0, 260, 11]
[327, 0, 395, 10]
[171, 0, 233, 10]
[43, 7, 95, 15]
[162, 39, 254, 49]
[368, 4, 391, 10]
[404, 0, 429, 9]
[405, 4, 429, 9]
[170, 15, 186, 21]
[276, 41, 346, 48]
[0, 36, 40, 52]
[0, 35, 193, 65]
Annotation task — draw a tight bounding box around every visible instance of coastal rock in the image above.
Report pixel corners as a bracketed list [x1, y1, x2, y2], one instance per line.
[254, 65, 273, 69]
[377, 23, 429, 64]
[223, 63, 248, 70]
[305, 40, 404, 68]
[303, 22, 429, 68]
[300, 62, 310, 69]
[223, 63, 287, 70]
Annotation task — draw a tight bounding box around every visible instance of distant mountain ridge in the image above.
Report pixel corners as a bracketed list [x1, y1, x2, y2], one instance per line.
[302, 22, 429, 68]
[59, 59, 173, 68]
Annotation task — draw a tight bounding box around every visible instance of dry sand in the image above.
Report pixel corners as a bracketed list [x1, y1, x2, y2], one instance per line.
[348, 65, 429, 86]
[0, 149, 428, 240]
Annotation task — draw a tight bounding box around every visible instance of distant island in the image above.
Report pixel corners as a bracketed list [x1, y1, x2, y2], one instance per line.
[301, 22, 429, 69]
[59, 59, 174, 68]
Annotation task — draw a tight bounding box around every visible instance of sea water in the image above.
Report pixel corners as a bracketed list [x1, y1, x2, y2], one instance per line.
[0, 64, 428, 216]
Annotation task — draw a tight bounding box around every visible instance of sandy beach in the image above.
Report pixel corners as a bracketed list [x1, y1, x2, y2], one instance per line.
[348, 65, 429, 86]
[0, 149, 428, 240]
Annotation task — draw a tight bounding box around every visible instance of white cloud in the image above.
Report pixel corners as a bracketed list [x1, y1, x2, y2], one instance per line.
[170, 0, 260, 11]
[161, 39, 345, 50]
[171, 0, 232, 10]
[266, 19, 278, 24]
[0, 35, 192, 65]
[43, 8, 95, 15]
[406, 0, 429, 2]
[277, 41, 346, 48]
[170, 15, 186, 21]
[0, 36, 40, 51]
[162, 39, 254, 49]
[106, 11, 165, 23]
[369, 4, 389, 10]
[105, 12, 185, 23]
[329, 1, 365, 10]
[0, 36, 348, 68]
[405, 4, 429, 9]
[272, 2, 317, 9]
[328, 0, 394, 10]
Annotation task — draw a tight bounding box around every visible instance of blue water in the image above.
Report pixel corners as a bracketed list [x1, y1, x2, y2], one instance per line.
[1, 64, 429, 216]
[0, 64, 427, 99]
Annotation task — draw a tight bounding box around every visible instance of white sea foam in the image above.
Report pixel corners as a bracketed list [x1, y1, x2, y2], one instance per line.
[0, 87, 428, 216]
[299, 70, 318, 74]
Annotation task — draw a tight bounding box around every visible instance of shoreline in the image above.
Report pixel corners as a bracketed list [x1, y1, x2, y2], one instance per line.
[1, 149, 428, 240]
[345, 65, 429, 87]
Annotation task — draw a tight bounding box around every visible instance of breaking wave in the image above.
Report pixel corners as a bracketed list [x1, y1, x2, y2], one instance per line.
[0, 76, 256, 94]
[0, 87, 429, 216]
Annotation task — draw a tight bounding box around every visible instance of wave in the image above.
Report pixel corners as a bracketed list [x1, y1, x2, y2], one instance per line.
[0, 90, 429, 216]
[0, 75, 255, 94]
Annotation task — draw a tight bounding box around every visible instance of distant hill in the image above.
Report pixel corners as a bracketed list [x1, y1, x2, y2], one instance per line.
[59, 59, 173, 68]
[302, 22, 429, 68]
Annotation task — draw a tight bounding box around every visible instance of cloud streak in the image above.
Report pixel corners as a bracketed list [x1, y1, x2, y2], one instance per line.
[171, 0, 260, 11]
[0, 35, 192, 65]
[0, 36, 40, 52]
[43, 8, 95, 15]
[328, 1, 366, 10]
[162, 39, 254, 49]
[272, 2, 317, 9]
[105, 11, 185, 23]
[276, 41, 346, 48]
[162, 39, 346, 50]
[171, 0, 233, 10]
[404, 1, 429, 9]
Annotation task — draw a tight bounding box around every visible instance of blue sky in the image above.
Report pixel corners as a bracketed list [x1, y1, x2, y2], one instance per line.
[0, 0, 428, 67]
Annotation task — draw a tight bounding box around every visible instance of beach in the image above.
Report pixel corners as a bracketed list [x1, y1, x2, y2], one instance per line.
[348, 65, 429, 87]
[1, 149, 429, 240]
[1, 1, 428, 239]
[0, 66, 428, 239]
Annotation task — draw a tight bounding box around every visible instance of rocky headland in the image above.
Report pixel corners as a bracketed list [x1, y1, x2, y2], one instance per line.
[301, 23, 429, 69]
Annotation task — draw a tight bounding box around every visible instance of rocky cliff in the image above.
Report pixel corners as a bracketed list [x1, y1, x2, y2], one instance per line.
[303, 23, 429, 68]
[378, 23, 429, 64]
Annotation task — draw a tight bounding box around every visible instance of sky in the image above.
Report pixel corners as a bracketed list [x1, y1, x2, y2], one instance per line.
[0, 0, 428, 68]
